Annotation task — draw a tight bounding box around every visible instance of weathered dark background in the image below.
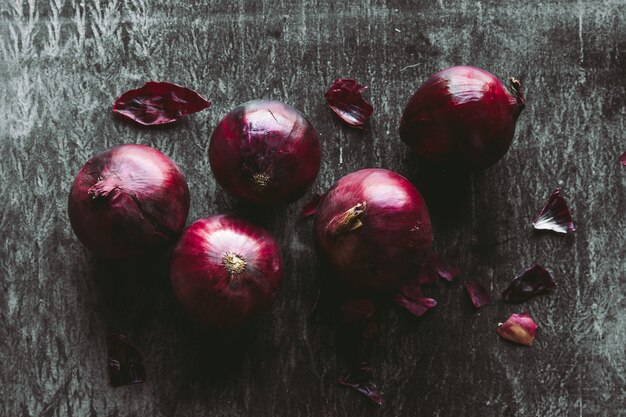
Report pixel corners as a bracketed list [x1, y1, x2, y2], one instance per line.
[1, 0, 624, 416]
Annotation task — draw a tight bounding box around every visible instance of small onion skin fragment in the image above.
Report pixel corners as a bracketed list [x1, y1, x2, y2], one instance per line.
[302, 193, 323, 218]
[209, 100, 321, 206]
[314, 168, 433, 292]
[325, 79, 374, 127]
[170, 215, 283, 329]
[68, 144, 190, 259]
[394, 282, 437, 318]
[434, 259, 460, 282]
[464, 282, 491, 308]
[107, 333, 145, 387]
[339, 363, 384, 406]
[112, 81, 211, 126]
[502, 264, 556, 303]
[399, 66, 525, 170]
[497, 312, 538, 346]
[532, 188, 575, 234]
[415, 253, 460, 283]
[620, 151, 626, 166]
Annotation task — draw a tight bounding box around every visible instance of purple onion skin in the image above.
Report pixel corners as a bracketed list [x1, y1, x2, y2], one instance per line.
[170, 215, 283, 329]
[209, 100, 321, 206]
[314, 169, 433, 292]
[68, 144, 190, 259]
[399, 66, 525, 170]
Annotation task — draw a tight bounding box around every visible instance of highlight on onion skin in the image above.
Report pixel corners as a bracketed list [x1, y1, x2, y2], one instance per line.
[169, 215, 283, 329]
[399, 66, 525, 170]
[314, 168, 433, 292]
[208, 99, 321, 206]
[68, 144, 190, 259]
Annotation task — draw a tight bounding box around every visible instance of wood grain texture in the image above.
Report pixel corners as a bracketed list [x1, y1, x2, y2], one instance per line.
[1, 0, 624, 416]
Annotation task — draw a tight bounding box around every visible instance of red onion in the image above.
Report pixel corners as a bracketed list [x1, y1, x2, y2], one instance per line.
[314, 168, 432, 292]
[208, 100, 321, 206]
[68, 144, 190, 259]
[399, 66, 525, 170]
[169, 215, 283, 329]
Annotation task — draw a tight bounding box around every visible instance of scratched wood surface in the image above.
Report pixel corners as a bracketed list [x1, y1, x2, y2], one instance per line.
[1, 0, 625, 416]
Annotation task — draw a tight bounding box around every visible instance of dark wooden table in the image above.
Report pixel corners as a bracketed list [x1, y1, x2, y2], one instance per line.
[1, 1, 624, 416]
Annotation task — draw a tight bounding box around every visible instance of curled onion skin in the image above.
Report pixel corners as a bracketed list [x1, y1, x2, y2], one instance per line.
[209, 100, 321, 206]
[170, 215, 283, 329]
[68, 144, 190, 259]
[399, 66, 525, 170]
[314, 169, 432, 292]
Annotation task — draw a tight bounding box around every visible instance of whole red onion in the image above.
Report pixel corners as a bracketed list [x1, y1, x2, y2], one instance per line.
[170, 215, 283, 329]
[314, 168, 432, 292]
[399, 66, 525, 170]
[208, 100, 321, 206]
[68, 144, 190, 259]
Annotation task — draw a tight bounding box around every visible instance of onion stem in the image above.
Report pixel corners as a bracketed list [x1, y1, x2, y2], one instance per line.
[88, 176, 119, 199]
[251, 172, 270, 191]
[223, 252, 247, 274]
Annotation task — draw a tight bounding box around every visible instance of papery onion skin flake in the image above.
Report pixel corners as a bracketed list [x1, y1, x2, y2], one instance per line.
[325, 78, 374, 127]
[107, 333, 146, 387]
[497, 312, 538, 346]
[314, 168, 433, 292]
[435, 261, 460, 282]
[302, 193, 323, 218]
[502, 264, 556, 303]
[620, 151, 626, 166]
[399, 66, 525, 170]
[532, 188, 575, 234]
[465, 282, 491, 308]
[394, 281, 437, 318]
[170, 215, 283, 329]
[68, 144, 190, 259]
[112, 81, 211, 126]
[410, 252, 459, 284]
[209, 100, 321, 206]
[339, 363, 384, 406]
